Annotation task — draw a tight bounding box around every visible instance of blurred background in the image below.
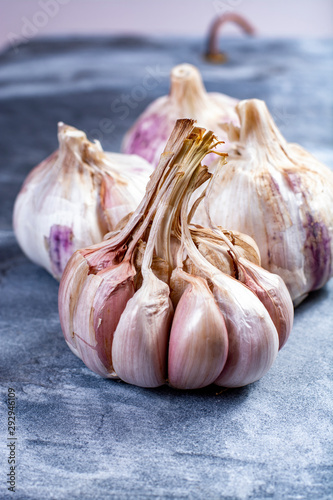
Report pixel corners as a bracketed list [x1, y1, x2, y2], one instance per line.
[2, 0, 333, 52]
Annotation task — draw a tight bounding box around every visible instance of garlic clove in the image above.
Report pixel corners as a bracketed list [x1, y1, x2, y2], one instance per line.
[91, 261, 136, 375]
[168, 271, 228, 389]
[122, 63, 239, 167]
[112, 270, 173, 388]
[70, 272, 109, 377]
[59, 254, 136, 378]
[59, 250, 90, 354]
[205, 224, 293, 351]
[212, 273, 279, 388]
[236, 257, 294, 350]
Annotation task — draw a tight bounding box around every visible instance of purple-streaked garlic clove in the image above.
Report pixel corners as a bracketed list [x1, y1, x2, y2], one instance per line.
[168, 271, 228, 389]
[112, 270, 173, 387]
[212, 273, 279, 388]
[59, 252, 136, 378]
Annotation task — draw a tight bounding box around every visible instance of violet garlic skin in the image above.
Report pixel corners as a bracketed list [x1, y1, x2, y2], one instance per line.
[122, 63, 239, 167]
[13, 123, 153, 280]
[207, 99, 333, 305]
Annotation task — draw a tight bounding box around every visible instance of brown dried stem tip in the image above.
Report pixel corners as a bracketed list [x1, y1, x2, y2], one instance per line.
[205, 13, 256, 64]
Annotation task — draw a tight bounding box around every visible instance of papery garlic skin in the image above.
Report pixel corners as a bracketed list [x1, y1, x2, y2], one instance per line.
[190, 226, 261, 276]
[207, 99, 333, 304]
[122, 63, 239, 167]
[13, 123, 153, 280]
[168, 271, 228, 389]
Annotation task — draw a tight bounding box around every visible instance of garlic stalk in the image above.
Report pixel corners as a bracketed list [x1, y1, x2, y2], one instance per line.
[207, 99, 333, 304]
[122, 63, 239, 167]
[13, 123, 153, 280]
[155, 154, 262, 305]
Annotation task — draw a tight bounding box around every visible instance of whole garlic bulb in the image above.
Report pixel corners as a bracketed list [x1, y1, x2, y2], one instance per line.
[207, 99, 333, 305]
[59, 120, 293, 390]
[122, 63, 239, 167]
[13, 123, 153, 280]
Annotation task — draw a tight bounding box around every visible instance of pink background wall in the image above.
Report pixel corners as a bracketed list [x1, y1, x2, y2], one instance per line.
[2, 0, 333, 52]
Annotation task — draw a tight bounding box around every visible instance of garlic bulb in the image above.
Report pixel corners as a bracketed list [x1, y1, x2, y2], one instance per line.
[122, 63, 239, 167]
[13, 123, 153, 280]
[207, 99, 333, 304]
[59, 119, 293, 390]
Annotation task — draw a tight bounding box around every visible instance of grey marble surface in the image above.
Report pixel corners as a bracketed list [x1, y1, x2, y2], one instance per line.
[0, 36, 332, 500]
